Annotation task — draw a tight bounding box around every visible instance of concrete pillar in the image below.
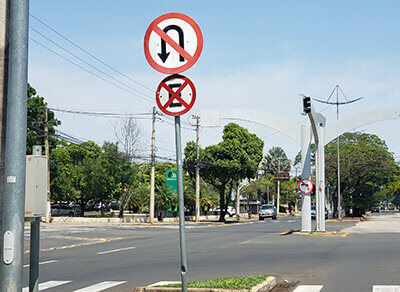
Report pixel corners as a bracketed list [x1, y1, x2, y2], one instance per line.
[301, 124, 312, 232]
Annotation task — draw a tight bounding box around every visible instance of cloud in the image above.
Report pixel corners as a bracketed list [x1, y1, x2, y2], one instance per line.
[28, 56, 400, 162]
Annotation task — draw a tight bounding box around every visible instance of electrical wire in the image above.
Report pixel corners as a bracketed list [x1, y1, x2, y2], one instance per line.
[29, 13, 153, 93]
[30, 26, 153, 101]
[29, 37, 154, 103]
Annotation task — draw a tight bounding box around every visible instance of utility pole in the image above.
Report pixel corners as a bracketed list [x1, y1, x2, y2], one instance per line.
[149, 106, 156, 224]
[194, 115, 200, 222]
[0, 0, 29, 290]
[276, 160, 280, 214]
[44, 103, 51, 223]
[0, 0, 9, 238]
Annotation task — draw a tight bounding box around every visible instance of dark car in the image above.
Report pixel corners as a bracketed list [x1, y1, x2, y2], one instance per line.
[107, 201, 119, 211]
[311, 205, 328, 220]
[370, 206, 380, 213]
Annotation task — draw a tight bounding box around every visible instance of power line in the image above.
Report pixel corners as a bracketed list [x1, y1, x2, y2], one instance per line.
[29, 26, 153, 101]
[29, 13, 153, 93]
[48, 107, 152, 118]
[29, 37, 154, 104]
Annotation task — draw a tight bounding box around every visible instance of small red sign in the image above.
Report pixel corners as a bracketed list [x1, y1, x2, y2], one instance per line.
[156, 74, 196, 116]
[144, 13, 203, 74]
[298, 179, 314, 194]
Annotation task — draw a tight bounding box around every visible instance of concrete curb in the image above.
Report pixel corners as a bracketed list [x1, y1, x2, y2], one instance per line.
[133, 276, 277, 292]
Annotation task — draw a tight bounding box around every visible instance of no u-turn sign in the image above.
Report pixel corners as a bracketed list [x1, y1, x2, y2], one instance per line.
[144, 13, 203, 74]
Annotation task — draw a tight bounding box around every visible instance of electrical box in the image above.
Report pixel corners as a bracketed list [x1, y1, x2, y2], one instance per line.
[25, 155, 48, 218]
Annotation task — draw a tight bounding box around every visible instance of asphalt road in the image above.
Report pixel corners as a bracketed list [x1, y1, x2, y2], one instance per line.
[21, 212, 400, 292]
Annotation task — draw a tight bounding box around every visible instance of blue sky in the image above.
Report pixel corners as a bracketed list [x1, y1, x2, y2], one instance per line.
[28, 1, 400, 165]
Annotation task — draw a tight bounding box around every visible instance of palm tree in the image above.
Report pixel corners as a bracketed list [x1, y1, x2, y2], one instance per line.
[260, 147, 291, 175]
[260, 147, 291, 214]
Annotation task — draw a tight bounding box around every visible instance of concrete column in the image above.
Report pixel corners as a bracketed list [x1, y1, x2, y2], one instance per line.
[301, 124, 312, 232]
[319, 126, 326, 231]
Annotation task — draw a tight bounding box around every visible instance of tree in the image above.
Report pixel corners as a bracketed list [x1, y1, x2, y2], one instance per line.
[113, 117, 143, 217]
[26, 84, 61, 154]
[325, 132, 399, 216]
[184, 123, 264, 221]
[114, 116, 142, 162]
[260, 146, 291, 175]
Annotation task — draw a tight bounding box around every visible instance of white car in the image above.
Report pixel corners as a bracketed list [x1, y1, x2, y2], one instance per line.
[226, 206, 236, 217]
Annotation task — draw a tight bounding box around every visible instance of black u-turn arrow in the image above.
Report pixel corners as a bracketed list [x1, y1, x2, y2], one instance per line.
[158, 25, 185, 63]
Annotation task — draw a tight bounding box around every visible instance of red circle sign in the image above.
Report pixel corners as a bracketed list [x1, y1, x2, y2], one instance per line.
[298, 179, 314, 194]
[156, 74, 196, 116]
[144, 13, 203, 74]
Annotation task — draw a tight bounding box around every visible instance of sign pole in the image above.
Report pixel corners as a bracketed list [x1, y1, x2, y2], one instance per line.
[174, 116, 188, 291]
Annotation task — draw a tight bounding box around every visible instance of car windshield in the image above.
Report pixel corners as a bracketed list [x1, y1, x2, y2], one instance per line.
[311, 206, 316, 210]
[261, 205, 273, 210]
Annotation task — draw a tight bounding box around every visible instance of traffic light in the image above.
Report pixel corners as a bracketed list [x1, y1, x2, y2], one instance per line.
[303, 96, 311, 114]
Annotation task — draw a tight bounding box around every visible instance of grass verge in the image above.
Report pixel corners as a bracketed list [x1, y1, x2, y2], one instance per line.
[162, 274, 268, 290]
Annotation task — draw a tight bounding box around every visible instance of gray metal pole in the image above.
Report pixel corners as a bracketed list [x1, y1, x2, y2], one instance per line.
[0, 0, 29, 290]
[0, 0, 9, 250]
[29, 217, 40, 292]
[149, 107, 156, 224]
[300, 124, 312, 232]
[174, 116, 188, 291]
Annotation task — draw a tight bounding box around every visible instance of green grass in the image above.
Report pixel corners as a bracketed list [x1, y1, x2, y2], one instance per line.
[162, 274, 268, 290]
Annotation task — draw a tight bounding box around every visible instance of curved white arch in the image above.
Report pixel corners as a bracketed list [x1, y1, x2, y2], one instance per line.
[201, 109, 301, 144]
[325, 108, 400, 145]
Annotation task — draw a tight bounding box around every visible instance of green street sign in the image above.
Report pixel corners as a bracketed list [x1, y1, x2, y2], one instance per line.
[166, 170, 178, 194]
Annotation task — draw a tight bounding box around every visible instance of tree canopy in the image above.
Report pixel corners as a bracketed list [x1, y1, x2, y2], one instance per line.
[325, 132, 400, 216]
[184, 123, 264, 221]
[27, 84, 61, 154]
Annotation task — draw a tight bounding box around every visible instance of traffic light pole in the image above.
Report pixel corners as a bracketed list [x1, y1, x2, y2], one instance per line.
[0, 0, 29, 290]
[305, 97, 326, 232]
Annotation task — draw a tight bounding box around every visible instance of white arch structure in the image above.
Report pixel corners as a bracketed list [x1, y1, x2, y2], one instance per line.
[201, 108, 400, 232]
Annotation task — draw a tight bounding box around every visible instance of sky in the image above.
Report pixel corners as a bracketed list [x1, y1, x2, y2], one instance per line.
[27, 1, 400, 171]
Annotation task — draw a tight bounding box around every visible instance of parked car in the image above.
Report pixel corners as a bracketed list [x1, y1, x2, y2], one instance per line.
[107, 201, 119, 211]
[259, 204, 277, 220]
[226, 206, 236, 217]
[311, 205, 328, 220]
[94, 202, 106, 211]
[370, 206, 380, 213]
[51, 203, 82, 217]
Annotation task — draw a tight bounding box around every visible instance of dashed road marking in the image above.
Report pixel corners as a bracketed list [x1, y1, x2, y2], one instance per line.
[23, 260, 58, 268]
[24, 237, 123, 254]
[97, 246, 136, 255]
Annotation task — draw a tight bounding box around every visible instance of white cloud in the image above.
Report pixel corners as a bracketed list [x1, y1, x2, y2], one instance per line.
[28, 56, 400, 163]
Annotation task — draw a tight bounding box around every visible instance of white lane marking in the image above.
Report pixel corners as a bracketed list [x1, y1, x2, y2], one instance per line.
[293, 285, 323, 292]
[288, 220, 297, 223]
[149, 281, 180, 287]
[23, 260, 58, 268]
[373, 286, 400, 292]
[97, 246, 136, 255]
[22, 280, 71, 292]
[72, 281, 127, 292]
